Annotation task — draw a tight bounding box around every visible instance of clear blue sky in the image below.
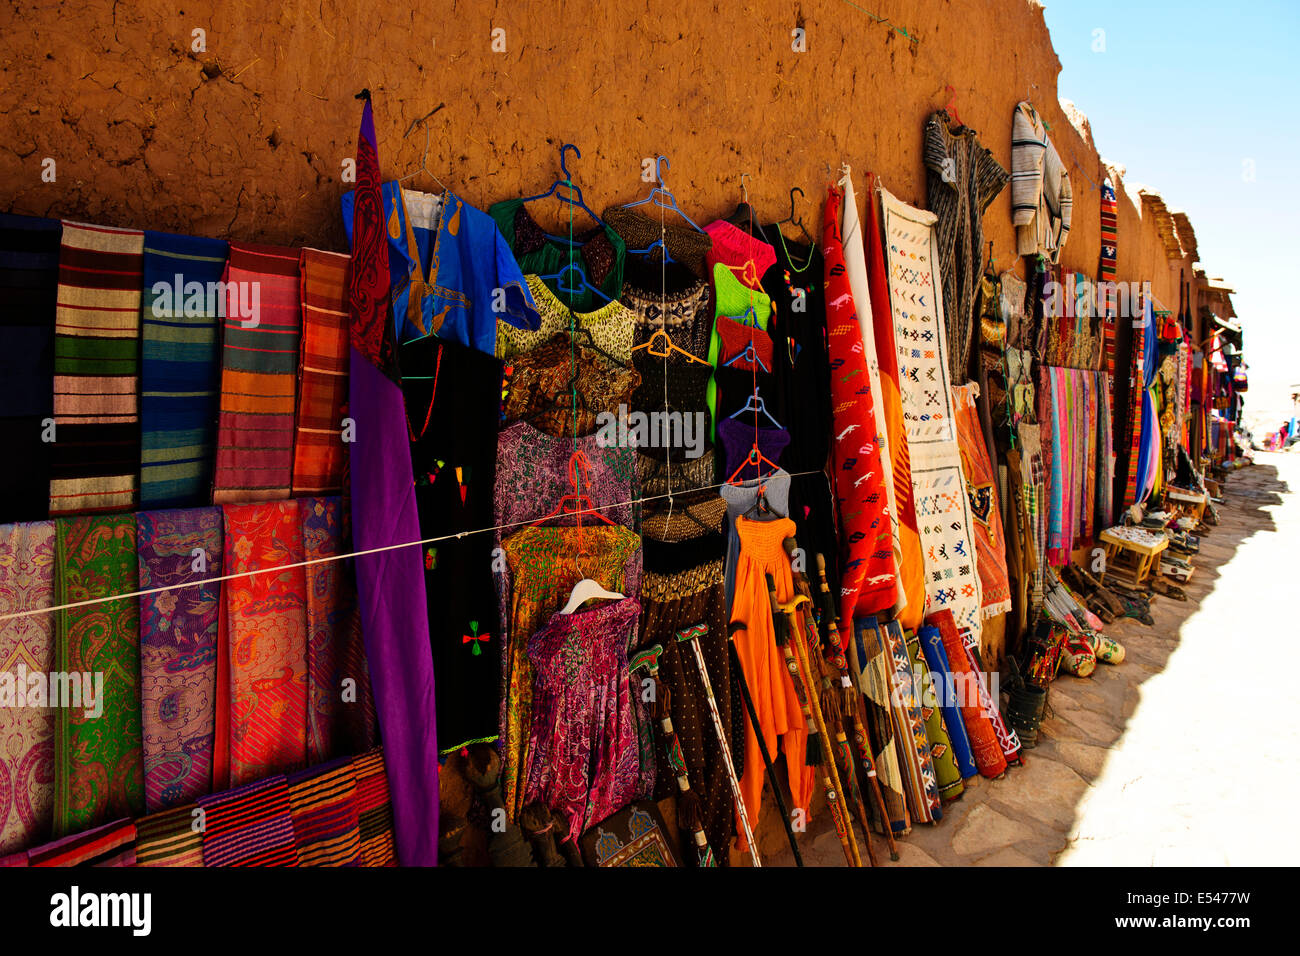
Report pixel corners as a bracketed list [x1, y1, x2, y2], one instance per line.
[1042, 0, 1300, 420]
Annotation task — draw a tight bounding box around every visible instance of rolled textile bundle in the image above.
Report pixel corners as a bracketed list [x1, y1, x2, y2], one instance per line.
[927, 609, 1007, 778]
[918, 624, 978, 779]
[906, 630, 964, 800]
[136, 507, 222, 812]
[53, 514, 145, 837]
[960, 637, 1022, 766]
[879, 620, 941, 823]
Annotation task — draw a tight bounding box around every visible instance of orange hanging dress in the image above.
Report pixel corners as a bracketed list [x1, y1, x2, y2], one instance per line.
[728, 514, 815, 852]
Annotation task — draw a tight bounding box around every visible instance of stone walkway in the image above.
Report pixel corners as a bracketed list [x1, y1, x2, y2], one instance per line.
[768, 453, 1296, 867]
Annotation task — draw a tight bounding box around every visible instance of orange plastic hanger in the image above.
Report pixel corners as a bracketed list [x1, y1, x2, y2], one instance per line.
[526, 451, 617, 528]
[631, 327, 711, 366]
[727, 443, 780, 486]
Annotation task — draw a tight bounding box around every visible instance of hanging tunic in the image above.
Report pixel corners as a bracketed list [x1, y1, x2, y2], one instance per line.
[728, 515, 813, 852]
[400, 335, 503, 754]
[523, 597, 643, 843]
[490, 198, 625, 312]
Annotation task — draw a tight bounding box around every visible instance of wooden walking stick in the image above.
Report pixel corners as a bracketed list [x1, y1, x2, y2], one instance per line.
[630, 643, 717, 867]
[726, 621, 800, 867]
[816, 554, 900, 861]
[766, 572, 862, 867]
[781, 542, 877, 864]
[672, 625, 777, 867]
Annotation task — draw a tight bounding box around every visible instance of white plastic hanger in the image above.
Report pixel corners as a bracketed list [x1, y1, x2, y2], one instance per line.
[559, 578, 624, 615]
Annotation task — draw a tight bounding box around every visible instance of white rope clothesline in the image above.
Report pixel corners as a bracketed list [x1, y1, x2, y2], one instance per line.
[0, 469, 828, 624]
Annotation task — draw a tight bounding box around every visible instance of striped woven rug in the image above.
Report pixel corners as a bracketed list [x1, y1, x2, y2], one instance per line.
[287, 756, 361, 866]
[197, 774, 297, 867]
[139, 231, 228, 508]
[134, 804, 203, 866]
[292, 249, 350, 496]
[213, 241, 302, 503]
[0, 214, 61, 523]
[49, 221, 144, 516]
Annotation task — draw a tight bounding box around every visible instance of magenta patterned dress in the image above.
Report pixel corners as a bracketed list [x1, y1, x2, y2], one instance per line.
[522, 597, 642, 842]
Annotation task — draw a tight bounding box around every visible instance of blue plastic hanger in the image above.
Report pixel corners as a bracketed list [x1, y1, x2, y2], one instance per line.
[729, 389, 782, 430]
[622, 156, 705, 233]
[518, 144, 607, 240]
[627, 237, 676, 265]
[538, 261, 612, 305]
[723, 339, 771, 373]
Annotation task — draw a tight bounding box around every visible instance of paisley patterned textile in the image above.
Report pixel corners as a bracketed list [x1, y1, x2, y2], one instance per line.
[523, 597, 643, 843]
[219, 501, 307, 788]
[298, 497, 375, 765]
[53, 514, 144, 837]
[0, 521, 57, 853]
[136, 507, 222, 812]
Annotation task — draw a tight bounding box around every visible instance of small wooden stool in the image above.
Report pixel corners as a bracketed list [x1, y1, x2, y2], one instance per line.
[1098, 528, 1169, 587]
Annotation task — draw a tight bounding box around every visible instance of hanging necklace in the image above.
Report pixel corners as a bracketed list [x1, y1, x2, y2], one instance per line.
[405, 345, 444, 443]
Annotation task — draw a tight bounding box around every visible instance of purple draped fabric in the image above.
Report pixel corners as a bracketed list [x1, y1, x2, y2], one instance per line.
[346, 96, 438, 866]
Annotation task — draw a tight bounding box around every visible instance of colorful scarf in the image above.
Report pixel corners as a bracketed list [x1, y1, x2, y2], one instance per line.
[133, 803, 203, 866]
[927, 609, 1005, 778]
[906, 629, 964, 799]
[865, 177, 927, 629]
[287, 755, 361, 866]
[1123, 320, 1146, 506]
[0, 214, 60, 523]
[139, 231, 227, 508]
[136, 507, 222, 812]
[822, 186, 897, 628]
[198, 774, 297, 866]
[212, 241, 302, 503]
[218, 501, 307, 787]
[291, 249, 350, 495]
[953, 383, 1012, 616]
[917, 624, 978, 778]
[299, 496, 375, 764]
[53, 514, 144, 836]
[352, 748, 398, 866]
[879, 620, 941, 823]
[28, 817, 136, 866]
[49, 222, 144, 517]
[344, 96, 439, 866]
[0, 521, 56, 854]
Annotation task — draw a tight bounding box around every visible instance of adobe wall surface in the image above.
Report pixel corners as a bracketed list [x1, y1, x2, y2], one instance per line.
[2, 0, 1191, 303]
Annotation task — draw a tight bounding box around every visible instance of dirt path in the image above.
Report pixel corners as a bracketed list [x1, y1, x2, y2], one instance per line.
[768, 454, 1297, 867]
